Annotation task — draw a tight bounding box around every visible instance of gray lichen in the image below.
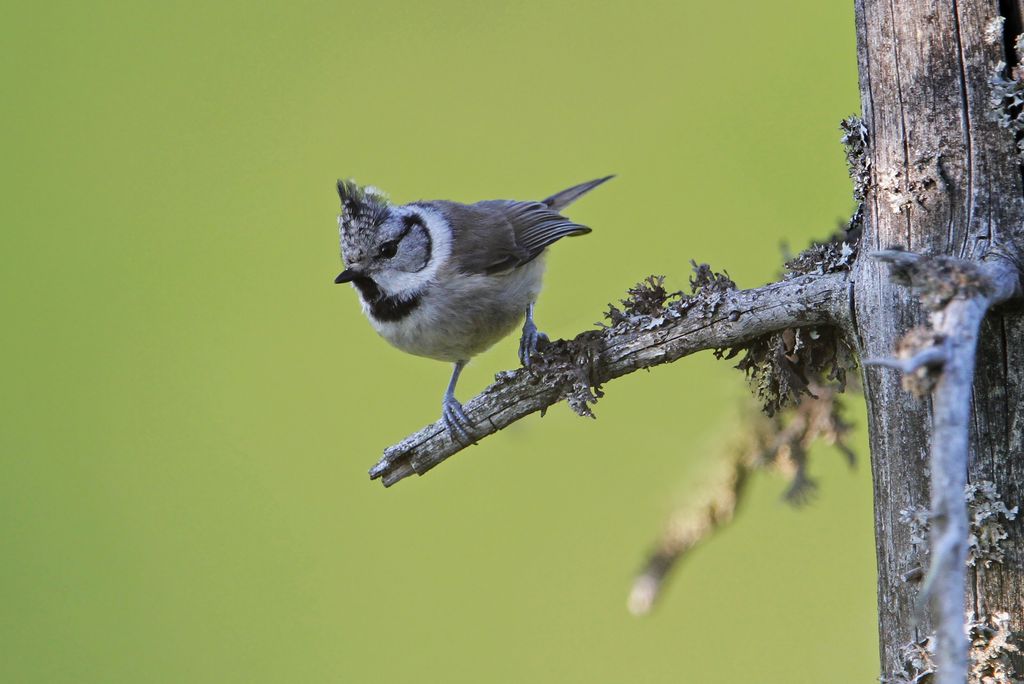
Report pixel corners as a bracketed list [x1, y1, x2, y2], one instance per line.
[965, 481, 1019, 567]
[682, 261, 737, 316]
[898, 480, 1018, 571]
[525, 332, 605, 418]
[603, 262, 735, 331]
[967, 611, 1021, 684]
[984, 17, 1006, 46]
[989, 54, 1024, 161]
[719, 324, 856, 417]
[557, 262, 739, 417]
[604, 275, 681, 326]
[883, 613, 1021, 684]
[840, 115, 871, 209]
[784, 234, 858, 278]
[882, 636, 936, 683]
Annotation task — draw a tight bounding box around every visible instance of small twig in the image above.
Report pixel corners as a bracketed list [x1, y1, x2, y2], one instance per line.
[871, 249, 924, 269]
[862, 345, 949, 374]
[370, 273, 852, 487]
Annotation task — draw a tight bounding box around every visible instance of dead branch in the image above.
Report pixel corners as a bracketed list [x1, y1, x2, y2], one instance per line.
[627, 454, 748, 616]
[869, 251, 1020, 684]
[370, 271, 852, 487]
[627, 381, 856, 615]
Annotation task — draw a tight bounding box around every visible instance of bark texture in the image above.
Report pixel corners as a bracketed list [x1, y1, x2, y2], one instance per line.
[853, 0, 1024, 678]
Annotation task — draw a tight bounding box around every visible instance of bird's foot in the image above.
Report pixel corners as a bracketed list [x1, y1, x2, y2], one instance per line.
[442, 394, 475, 444]
[518, 320, 549, 367]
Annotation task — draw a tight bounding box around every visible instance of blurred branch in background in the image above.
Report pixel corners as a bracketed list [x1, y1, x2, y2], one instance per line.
[628, 381, 857, 615]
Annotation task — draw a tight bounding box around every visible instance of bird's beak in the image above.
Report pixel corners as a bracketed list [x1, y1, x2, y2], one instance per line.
[334, 268, 360, 284]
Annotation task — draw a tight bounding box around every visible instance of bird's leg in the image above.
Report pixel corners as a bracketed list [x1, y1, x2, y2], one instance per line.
[518, 302, 549, 367]
[441, 359, 474, 443]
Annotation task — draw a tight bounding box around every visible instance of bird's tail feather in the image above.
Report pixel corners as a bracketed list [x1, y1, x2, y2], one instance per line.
[542, 175, 614, 212]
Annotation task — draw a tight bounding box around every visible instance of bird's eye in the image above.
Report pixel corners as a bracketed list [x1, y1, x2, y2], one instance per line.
[378, 240, 399, 259]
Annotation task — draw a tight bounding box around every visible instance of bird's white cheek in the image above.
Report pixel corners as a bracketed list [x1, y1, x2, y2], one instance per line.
[376, 268, 433, 296]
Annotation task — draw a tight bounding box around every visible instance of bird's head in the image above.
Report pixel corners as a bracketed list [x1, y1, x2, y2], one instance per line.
[334, 180, 435, 296]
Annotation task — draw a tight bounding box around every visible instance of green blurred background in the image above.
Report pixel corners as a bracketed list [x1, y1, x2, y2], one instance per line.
[2, 1, 877, 682]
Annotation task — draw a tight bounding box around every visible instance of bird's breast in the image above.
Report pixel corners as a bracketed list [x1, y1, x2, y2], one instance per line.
[358, 260, 546, 363]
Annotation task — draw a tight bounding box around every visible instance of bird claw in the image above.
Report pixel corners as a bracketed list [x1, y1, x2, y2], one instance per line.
[442, 395, 475, 444]
[519, 320, 549, 367]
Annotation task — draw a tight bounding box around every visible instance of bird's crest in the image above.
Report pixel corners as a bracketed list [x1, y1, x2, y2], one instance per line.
[336, 179, 391, 234]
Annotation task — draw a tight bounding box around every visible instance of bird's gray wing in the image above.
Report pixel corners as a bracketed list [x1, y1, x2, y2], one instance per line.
[478, 200, 591, 273]
[432, 201, 528, 274]
[435, 200, 591, 275]
[500, 200, 592, 259]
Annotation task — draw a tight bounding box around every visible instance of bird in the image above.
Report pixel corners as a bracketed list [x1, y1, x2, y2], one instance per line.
[333, 176, 613, 442]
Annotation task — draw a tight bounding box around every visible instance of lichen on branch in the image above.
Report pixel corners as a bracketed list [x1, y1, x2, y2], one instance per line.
[370, 266, 852, 487]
